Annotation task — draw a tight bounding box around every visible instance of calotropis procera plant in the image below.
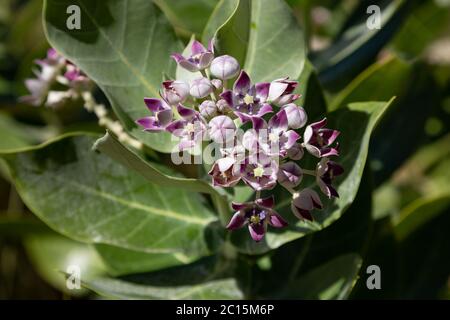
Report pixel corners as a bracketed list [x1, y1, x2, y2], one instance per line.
[9, 0, 403, 300]
[136, 39, 343, 242]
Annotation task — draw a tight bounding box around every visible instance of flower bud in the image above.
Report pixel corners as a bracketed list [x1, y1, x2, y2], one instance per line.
[216, 98, 232, 113]
[211, 79, 223, 90]
[287, 143, 304, 160]
[291, 188, 322, 221]
[282, 103, 307, 129]
[210, 55, 240, 80]
[277, 162, 302, 189]
[208, 115, 236, 144]
[190, 77, 213, 98]
[199, 100, 217, 118]
[162, 80, 190, 105]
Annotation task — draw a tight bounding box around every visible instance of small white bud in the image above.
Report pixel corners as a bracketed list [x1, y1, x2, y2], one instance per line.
[189, 77, 213, 98]
[210, 55, 240, 80]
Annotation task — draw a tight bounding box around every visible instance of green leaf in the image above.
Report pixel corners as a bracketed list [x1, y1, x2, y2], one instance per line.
[313, 0, 408, 90]
[202, 0, 248, 65]
[390, 0, 450, 58]
[85, 277, 242, 299]
[231, 99, 394, 254]
[393, 193, 450, 241]
[94, 244, 197, 276]
[93, 132, 220, 195]
[284, 253, 362, 299]
[2, 133, 217, 262]
[0, 112, 34, 152]
[24, 233, 105, 296]
[329, 55, 412, 111]
[204, 0, 305, 82]
[296, 59, 327, 121]
[82, 255, 242, 299]
[44, 0, 182, 153]
[153, 0, 218, 38]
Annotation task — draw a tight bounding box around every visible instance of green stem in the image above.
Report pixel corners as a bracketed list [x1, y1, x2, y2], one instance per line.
[212, 193, 230, 226]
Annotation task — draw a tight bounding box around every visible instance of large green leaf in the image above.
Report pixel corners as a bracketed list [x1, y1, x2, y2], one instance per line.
[393, 193, 450, 241]
[44, 0, 182, 152]
[153, 0, 218, 38]
[93, 132, 220, 195]
[0, 112, 34, 152]
[203, 0, 305, 82]
[94, 243, 198, 276]
[82, 255, 242, 299]
[2, 133, 217, 262]
[329, 55, 412, 111]
[284, 253, 362, 299]
[312, 0, 408, 90]
[231, 99, 394, 254]
[390, 0, 450, 58]
[85, 277, 242, 299]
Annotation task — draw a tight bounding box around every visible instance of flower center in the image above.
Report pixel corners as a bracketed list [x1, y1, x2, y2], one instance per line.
[269, 132, 279, 143]
[253, 165, 264, 178]
[243, 94, 254, 105]
[185, 123, 195, 133]
[250, 214, 261, 224]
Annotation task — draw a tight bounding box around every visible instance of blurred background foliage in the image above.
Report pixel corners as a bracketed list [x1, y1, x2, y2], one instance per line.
[0, 0, 449, 299]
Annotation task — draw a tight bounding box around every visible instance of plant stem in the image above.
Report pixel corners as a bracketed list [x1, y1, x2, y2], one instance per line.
[302, 169, 316, 176]
[82, 91, 143, 150]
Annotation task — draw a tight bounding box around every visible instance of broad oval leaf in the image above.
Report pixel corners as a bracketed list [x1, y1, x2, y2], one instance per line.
[44, 0, 183, 152]
[82, 255, 242, 299]
[2, 133, 217, 261]
[84, 277, 243, 299]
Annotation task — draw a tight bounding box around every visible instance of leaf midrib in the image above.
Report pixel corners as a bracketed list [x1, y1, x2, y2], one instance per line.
[76, 0, 159, 96]
[44, 174, 212, 226]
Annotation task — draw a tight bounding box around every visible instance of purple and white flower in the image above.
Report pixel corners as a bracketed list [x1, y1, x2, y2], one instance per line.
[226, 196, 288, 242]
[241, 153, 279, 191]
[268, 77, 300, 106]
[220, 71, 272, 123]
[243, 109, 300, 158]
[166, 104, 208, 150]
[136, 98, 173, 132]
[316, 158, 344, 198]
[303, 118, 340, 158]
[291, 188, 323, 221]
[21, 48, 66, 106]
[171, 39, 214, 72]
[161, 80, 190, 105]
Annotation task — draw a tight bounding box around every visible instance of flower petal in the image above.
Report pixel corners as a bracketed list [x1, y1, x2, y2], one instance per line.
[226, 212, 246, 230]
[248, 223, 265, 242]
[256, 195, 275, 208]
[234, 70, 251, 93]
[268, 212, 288, 228]
[144, 98, 162, 112]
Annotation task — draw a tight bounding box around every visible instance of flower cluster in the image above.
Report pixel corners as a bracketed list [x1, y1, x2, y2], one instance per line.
[137, 39, 343, 242]
[21, 48, 91, 108]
